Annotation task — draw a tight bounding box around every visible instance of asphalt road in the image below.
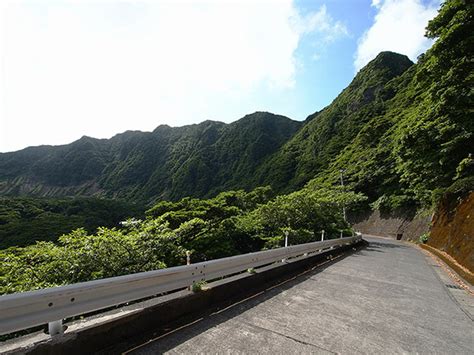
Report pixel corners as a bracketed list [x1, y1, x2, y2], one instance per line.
[126, 236, 473, 354]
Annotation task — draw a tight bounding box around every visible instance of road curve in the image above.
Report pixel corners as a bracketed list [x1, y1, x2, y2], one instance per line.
[126, 236, 473, 354]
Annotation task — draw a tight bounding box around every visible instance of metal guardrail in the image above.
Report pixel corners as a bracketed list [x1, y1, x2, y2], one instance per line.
[0, 236, 361, 336]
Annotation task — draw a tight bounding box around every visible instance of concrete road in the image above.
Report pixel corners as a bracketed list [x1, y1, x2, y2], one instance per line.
[126, 237, 473, 354]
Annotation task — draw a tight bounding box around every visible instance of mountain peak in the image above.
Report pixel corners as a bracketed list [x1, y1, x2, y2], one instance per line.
[239, 111, 297, 123]
[365, 51, 413, 76]
[344, 51, 414, 98]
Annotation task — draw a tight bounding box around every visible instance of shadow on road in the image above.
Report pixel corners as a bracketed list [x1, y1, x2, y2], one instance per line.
[110, 245, 366, 354]
[362, 239, 410, 253]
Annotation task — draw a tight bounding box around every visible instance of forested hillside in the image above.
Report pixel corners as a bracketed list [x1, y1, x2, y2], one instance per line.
[257, 51, 414, 193]
[0, 112, 301, 202]
[261, 0, 472, 210]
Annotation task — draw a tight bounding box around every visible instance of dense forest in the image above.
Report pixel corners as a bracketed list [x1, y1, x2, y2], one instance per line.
[0, 197, 144, 248]
[0, 0, 471, 294]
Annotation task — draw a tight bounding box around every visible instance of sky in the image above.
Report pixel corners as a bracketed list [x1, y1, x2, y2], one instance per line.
[0, 0, 440, 152]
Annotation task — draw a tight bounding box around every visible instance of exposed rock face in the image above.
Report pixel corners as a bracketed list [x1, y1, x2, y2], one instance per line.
[429, 192, 474, 272]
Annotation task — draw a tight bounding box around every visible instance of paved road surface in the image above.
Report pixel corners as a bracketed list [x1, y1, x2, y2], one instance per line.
[127, 237, 473, 354]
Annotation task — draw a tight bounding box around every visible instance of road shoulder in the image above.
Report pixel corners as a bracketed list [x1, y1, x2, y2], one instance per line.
[419, 246, 473, 320]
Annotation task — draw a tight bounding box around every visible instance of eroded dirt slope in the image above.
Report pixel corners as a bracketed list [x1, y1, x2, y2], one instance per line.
[429, 192, 473, 272]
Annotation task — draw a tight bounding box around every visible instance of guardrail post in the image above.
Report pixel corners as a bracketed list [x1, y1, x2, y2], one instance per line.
[321, 230, 325, 241]
[282, 230, 289, 262]
[186, 251, 192, 290]
[340, 230, 343, 239]
[48, 320, 63, 336]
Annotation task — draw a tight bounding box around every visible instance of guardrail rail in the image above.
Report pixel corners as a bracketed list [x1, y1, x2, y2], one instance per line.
[0, 235, 361, 337]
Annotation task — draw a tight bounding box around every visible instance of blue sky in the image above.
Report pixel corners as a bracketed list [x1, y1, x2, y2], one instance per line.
[0, 0, 440, 152]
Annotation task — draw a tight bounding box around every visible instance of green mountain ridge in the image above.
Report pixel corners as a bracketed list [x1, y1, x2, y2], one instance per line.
[0, 53, 419, 204]
[0, 112, 302, 202]
[256, 51, 415, 193]
[1, 0, 472, 209]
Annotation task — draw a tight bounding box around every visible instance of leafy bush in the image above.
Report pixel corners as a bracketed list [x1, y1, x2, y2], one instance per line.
[419, 233, 429, 244]
[191, 280, 207, 292]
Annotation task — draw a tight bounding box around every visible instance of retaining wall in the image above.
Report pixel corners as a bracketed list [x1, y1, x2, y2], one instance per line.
[348, 208, 431, 242]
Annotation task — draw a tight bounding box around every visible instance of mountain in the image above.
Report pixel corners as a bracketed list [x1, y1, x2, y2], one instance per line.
[256, 51, 415, 194]
[307, 1, 473, 209]
[1, 0, 471, 209]
[0, 112, 301, 202]
[259, 0, 472, 208]
[0, 54, 417, 205]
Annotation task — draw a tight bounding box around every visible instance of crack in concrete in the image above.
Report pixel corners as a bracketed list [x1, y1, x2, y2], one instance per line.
[239, 320, 337, 354]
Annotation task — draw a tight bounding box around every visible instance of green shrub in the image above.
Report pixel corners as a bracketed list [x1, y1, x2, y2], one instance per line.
[418, 233, 429, 244]
[191, 280, 207, 292]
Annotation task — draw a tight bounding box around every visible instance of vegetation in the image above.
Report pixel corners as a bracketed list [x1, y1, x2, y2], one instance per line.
[0, 197, 144, 248]
[257, 51, 415, 195]
[191, 280, 208, 292]
[0, 113, 301, 202]
[419, 233, 430, 244]
[0, 186, 365, 294]
[294, 0, 473, 210]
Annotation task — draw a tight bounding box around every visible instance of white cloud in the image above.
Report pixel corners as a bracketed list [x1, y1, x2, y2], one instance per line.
[371, 0, 382, 8]
[354, 0, 440, 71]
[0, 0, 347, 152]
[293, 4, 348, 42]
